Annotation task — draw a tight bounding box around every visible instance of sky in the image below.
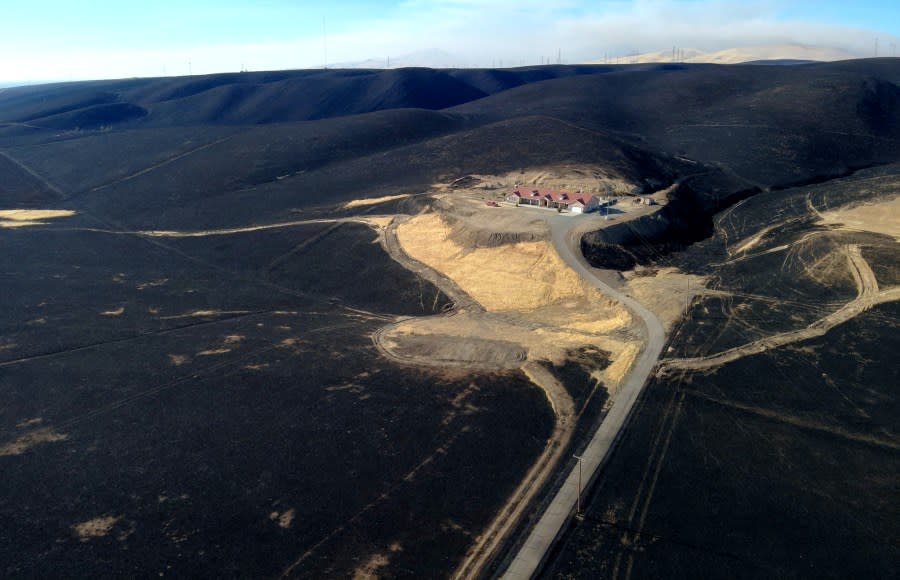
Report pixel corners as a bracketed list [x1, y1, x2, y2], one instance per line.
[2, 0, 899, 82]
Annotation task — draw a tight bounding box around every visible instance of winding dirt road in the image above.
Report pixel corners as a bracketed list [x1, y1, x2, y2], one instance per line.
[373, 217, 581, 579]
[658, 244, 900, 376]
[501, 216, 667, 579]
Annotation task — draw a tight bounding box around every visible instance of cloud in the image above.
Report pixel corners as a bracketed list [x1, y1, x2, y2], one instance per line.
[330, 0, 896, 65]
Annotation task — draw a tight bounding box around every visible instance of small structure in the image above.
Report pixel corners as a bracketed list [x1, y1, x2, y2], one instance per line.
[505, 188, 599, 213]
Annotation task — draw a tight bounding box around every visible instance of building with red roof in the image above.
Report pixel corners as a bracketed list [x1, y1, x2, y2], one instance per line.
[505, 187, 600, 213]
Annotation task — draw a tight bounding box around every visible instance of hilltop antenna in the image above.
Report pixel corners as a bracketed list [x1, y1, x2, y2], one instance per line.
[188, 61, 192, 75]
[875, 37, 879, 57]
[558, 48, 561, 65]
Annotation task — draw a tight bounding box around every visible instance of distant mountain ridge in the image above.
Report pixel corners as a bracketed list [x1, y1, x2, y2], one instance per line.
[591, 43, 861, 65]
[331, 49, 463, 70]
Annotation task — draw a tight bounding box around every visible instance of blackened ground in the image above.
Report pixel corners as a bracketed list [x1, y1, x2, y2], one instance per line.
[0, 217, 553, 579]
[482, 348, 614, 577]
[540, 166, 900, 580]
[542, 303, 899, 579]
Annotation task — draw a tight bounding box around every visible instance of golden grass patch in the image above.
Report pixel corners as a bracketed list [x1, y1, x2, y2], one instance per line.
[396, 212, 590, 311]
[623, 267, 707, 329]
[343, 193, 411, 209]
[269, 508, 296, 529]
[0, 209, 76, 228]
[0, 427, 68, 456]
[819, 195, 900, 240]
[168, 354, 190, 366]
[72, 516, 121, 541]
[603, 342, 641, 393]
[196, 348, 232, 356]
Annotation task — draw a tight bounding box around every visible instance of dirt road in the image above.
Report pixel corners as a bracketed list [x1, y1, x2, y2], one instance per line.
[658, 244, 900, 375]
[452, 362, 575, 579]
[375, 216, 582, 578]
[501, 215, 666, 579]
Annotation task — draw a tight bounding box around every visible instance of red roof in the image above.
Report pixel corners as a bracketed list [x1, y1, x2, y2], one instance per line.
[510, 188, 594, 206]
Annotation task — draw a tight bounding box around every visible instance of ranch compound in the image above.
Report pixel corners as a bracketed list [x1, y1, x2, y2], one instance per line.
[506, 188, 600, 213]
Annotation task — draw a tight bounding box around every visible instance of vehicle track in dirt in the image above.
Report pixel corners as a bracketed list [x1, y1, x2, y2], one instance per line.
[658, 244, 899, 376]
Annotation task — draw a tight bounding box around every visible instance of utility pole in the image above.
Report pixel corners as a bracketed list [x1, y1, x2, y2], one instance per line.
[686, 279, 691, 318]
[574, 454, 584, 516]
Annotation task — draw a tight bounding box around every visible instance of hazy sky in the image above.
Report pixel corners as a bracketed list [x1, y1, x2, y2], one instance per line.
[2, 0, 899, 81]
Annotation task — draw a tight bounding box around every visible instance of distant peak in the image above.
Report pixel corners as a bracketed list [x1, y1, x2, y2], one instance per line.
[589, 43, 861, 65]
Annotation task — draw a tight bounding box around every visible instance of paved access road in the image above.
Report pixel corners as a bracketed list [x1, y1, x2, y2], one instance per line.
[502, 215, 667, 579]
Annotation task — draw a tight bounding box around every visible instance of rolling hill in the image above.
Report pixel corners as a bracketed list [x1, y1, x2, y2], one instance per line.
[1, 60, 898, 579]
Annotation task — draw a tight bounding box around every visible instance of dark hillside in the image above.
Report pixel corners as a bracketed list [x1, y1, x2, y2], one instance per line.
[75, 114, 679, 229]
[0, 86, 121, 124]
[4, 60, 899, 253]
[449, 65, 615, 94]
[13, 108, 463, 197]
[446, 60, 900, 267]
[0, 69, 485, 129]
[136, 68, 489, 125]
[0, 65, 612, 130]
[0, 152, 62, 206]
[450, 60, 900, 188]
[35, 102, 148, 130]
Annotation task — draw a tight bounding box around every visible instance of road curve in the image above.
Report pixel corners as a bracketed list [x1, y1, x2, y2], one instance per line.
[501, 216, 667, 579]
